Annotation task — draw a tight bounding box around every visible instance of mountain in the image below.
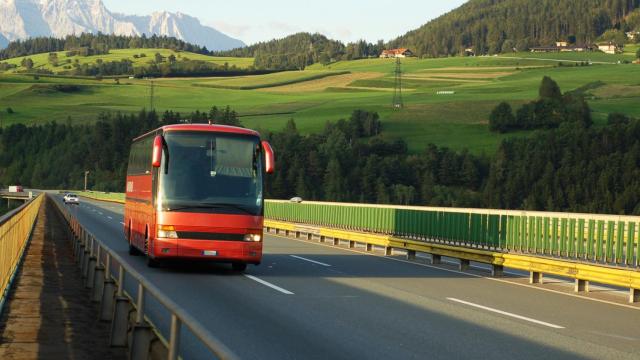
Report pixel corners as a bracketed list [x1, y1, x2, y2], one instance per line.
[0, 0, 244, 51]
[390, 0, 640, 57]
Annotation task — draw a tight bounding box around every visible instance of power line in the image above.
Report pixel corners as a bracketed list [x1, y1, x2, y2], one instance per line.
[392, 57, 403, 109]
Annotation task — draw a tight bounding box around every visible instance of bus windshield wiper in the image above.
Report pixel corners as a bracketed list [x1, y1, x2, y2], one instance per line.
[201, 202, 255, 215]
[166, 205, 218, 212]
[167, 203, 254, 215]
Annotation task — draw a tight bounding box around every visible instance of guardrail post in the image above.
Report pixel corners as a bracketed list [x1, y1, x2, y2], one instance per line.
[458, 259, 470, 271]
[168, 314, 181, 360]
[333, 238, 340, 246]
[307, 233, 313, 240]
[365, 243, 373, 251]
[110, 265, 129, 347]
[630, 288, 639, 303]
[406, 250, 416, 260]
[385, 247, 393, 256]
[92, 265, 105, 302]
[491, 264, 504, 277]
[86, 256, 97, 288]
[574, 279, 589, 293]
[130, 283, 153, 360]
[349, 240, 355, 248]
[430, 254, 441, 265]
[295, 231, 300, 238]
[529, 271, 543, 284]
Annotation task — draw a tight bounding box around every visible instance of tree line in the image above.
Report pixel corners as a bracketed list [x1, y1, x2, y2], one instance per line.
[1, 103, 639, 215]
[489, 77, 592, 132]
[0, 33, 213, 60]
[215, 33, 386, 70]
[388, 0, 640, 57]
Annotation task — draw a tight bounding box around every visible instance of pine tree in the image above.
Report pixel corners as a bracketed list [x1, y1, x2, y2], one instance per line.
[539, 76, 562, 100]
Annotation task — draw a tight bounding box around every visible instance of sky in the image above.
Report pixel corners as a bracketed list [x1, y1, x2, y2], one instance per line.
[102, 0, 468, 45]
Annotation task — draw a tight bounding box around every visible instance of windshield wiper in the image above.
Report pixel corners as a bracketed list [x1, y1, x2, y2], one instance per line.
[201, 202, 255, 215]
[167, 203, 255, 215]
[166, 205, 218, 212]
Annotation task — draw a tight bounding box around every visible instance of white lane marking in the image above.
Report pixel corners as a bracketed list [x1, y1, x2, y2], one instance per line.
[270, 234, 640, 310]
[243, 274, 294, 295]
[120, 222, 125, 225]
[107, 216, 113, 220]
[290, 255, 331, 267]
[447, 297, 565, 329]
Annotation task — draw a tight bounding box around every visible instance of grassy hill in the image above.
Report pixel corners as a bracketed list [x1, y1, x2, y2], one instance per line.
[0, 48, 253, 74]
[1, 50, 639, 154]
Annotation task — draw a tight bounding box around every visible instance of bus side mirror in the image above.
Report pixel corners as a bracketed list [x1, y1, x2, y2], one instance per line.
[152, 135, 163, 168]
[262, 141, 275, 174]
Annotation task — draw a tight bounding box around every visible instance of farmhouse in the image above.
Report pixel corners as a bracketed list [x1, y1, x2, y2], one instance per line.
[464, 47, 475, 56]
[626, 31, 639, 40]
[530, 43, 594, 53]
[598, 43, 621, 54]
[380, 48, 414, 58]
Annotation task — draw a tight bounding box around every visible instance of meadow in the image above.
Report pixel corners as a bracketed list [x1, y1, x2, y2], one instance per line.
[1, 52, 639, 154]
[1, 48, 253, 73]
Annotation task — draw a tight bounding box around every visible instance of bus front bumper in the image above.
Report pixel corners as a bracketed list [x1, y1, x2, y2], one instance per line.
[151, 237, 262, 263]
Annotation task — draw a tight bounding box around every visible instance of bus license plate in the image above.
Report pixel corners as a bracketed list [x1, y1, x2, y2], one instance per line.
[203, 250, 218, 256]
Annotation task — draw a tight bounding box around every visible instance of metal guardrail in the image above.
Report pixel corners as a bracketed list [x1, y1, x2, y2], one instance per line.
[0, 194, 43, 314]
[266, 200, 640, 268]
[265, 219, 640, 303]
[51, 195, 238, 360]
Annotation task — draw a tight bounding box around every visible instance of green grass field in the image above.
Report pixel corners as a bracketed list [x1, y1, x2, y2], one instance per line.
[1, 50, 639, 155]
[1, 48, 253, 74]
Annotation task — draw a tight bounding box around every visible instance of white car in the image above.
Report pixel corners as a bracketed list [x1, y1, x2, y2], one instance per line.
[63, 193, 80, 205]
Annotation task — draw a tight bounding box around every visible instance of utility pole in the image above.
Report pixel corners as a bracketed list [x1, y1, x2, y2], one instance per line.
[392, 57, 403, 109]
[84, 171, 90, 191]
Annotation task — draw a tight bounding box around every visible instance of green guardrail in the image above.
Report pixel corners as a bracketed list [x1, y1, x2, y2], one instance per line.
[264, 200, 640, 268]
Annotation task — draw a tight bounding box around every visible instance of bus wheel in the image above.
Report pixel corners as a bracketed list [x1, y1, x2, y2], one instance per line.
[128, 243, 139, 256]
[232, 263, 247, 272]
[146, 256, 160, 268]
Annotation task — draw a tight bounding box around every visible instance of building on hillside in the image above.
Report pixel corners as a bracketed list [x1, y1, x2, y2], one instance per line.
[379, 48, 414, 58]
[626, 31, 639, 40]
[464, 47, 475, 56]
[530, 43, 594, 53]
[598, 43, 622, 54]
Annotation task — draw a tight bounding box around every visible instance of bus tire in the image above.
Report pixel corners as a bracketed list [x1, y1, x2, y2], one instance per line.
[232, 263, 247, 272]
[147, 256, 160, 268]
[128, 243, 139, 256]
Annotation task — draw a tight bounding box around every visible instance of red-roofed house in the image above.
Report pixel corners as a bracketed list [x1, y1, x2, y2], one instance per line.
[379, 48, 414, 58]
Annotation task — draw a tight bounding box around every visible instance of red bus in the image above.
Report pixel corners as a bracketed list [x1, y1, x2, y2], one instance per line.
[124, 124, 274, 270]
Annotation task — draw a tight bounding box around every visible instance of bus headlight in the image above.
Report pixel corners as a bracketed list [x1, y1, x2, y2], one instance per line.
[158, 225, 178, 239]
[243, 234, 261, 242]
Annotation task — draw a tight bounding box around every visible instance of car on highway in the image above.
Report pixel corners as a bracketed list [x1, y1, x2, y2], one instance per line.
[63, 193, 79, 205]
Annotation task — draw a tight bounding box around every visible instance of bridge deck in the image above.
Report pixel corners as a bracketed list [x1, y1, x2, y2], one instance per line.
[0, 197, 124, 359]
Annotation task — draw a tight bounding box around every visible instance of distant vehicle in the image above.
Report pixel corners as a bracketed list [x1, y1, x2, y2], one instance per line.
[8, 185, 23, 193]
[63, 193, 79, 205]
[290, 197, 303, 203]
[124, 124, 275, 270]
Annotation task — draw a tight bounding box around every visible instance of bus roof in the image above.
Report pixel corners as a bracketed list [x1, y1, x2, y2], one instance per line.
[133, 124, 260, 142]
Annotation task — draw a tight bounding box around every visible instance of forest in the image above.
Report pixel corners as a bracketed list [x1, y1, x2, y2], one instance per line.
[215, 33, 384, 70]
[1, 90, 639, 215]
[389, 0, 640, 57]
[0, 33, 213, 60]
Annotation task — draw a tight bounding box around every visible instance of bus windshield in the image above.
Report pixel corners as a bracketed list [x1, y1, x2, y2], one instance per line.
[158, 131, 263, 216]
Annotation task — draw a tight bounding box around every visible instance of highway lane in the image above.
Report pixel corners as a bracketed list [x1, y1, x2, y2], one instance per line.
[54, 195, 640, 359]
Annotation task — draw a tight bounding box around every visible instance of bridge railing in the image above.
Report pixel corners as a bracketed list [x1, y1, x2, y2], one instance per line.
[51, 196, 238, 360]
[265, 200, 640, 268]
[0, 194, 43, 313]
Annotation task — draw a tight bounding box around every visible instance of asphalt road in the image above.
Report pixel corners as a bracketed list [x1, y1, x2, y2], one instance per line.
[52, 194, 640, 360]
